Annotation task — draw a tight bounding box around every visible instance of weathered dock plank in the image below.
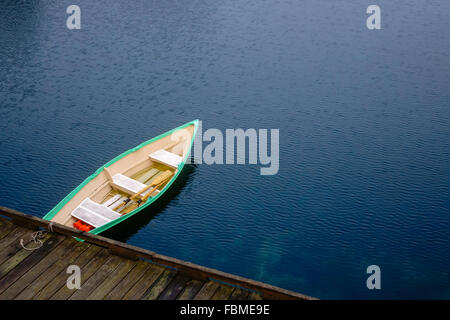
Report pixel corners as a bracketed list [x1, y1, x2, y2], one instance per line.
[121, 264, 165, 300]
[68, 255, 124, 300]
[15, 240, 89, 300]
[211, 284, 235, 300]
[229, 288, 250, 300]
[49, 247, 111, 300]
[0, 207, 315, 300]
[248, 291, 263, 300]
[1, 237, 77, 299]
[0, 227, 32, 264]
[177, 279, 204, 300]
[33, 245, 102, 300]
[141, 269, 177, 300]
[104, 260, 150, 300]
[87, 258, 137, 300]
[0, 220, 16, 240]
[194, 280, 221, 300]
[157, 274, 191, 300]
[0, 234, 63, 296]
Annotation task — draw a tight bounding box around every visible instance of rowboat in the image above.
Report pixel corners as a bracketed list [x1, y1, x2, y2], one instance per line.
[43, 120, 199, 235]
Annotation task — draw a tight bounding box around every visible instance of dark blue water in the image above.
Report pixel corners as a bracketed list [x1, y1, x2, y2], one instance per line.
[1, 0, 449, 299]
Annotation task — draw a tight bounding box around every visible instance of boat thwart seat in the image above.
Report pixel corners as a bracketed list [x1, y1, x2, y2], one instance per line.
[111, 173, 161, 197]
[149, 149, 183, 169]
[71, 198, 121, 228]
[112, 173, 148, 195]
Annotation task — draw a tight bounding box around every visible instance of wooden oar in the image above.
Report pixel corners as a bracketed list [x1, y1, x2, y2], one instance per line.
[114, 170, 173, 211]
[139, 182, 163, 204]
[120, 180, 167, 215]
[114, 184, 153, 211]
[120, 170, 174, 214]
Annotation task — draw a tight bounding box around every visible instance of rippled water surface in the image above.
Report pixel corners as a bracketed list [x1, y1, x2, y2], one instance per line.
[1, 0, 449, 299]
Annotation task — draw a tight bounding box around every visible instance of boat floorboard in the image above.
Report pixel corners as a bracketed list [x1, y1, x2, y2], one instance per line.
[0, 208, 315, 300]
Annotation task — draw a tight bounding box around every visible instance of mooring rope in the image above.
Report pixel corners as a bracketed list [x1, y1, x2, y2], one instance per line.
[19, 222, 56, 251]
[20, 230, 47, 251]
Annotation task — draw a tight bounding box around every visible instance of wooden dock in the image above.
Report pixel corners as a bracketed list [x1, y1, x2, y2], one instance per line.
[0, 207, 314, 300]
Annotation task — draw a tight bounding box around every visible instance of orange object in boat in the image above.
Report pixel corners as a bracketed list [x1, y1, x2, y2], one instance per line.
[73, 220, 93, 231]
[73, 220, 81, 230]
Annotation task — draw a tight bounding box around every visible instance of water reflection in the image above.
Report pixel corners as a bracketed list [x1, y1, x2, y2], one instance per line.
[101, 161, 198, 242]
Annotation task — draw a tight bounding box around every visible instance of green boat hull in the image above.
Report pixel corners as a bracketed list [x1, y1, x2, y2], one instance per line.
[43, 119, 199, 236]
